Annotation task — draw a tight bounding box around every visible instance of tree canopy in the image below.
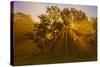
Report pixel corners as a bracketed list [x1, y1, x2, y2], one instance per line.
[24, 6, 97, 56]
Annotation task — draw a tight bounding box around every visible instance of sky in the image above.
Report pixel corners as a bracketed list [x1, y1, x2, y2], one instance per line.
[13, 1, 97, 22]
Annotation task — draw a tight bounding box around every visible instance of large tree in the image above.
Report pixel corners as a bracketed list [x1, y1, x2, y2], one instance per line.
[25, 6, 97, 57]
